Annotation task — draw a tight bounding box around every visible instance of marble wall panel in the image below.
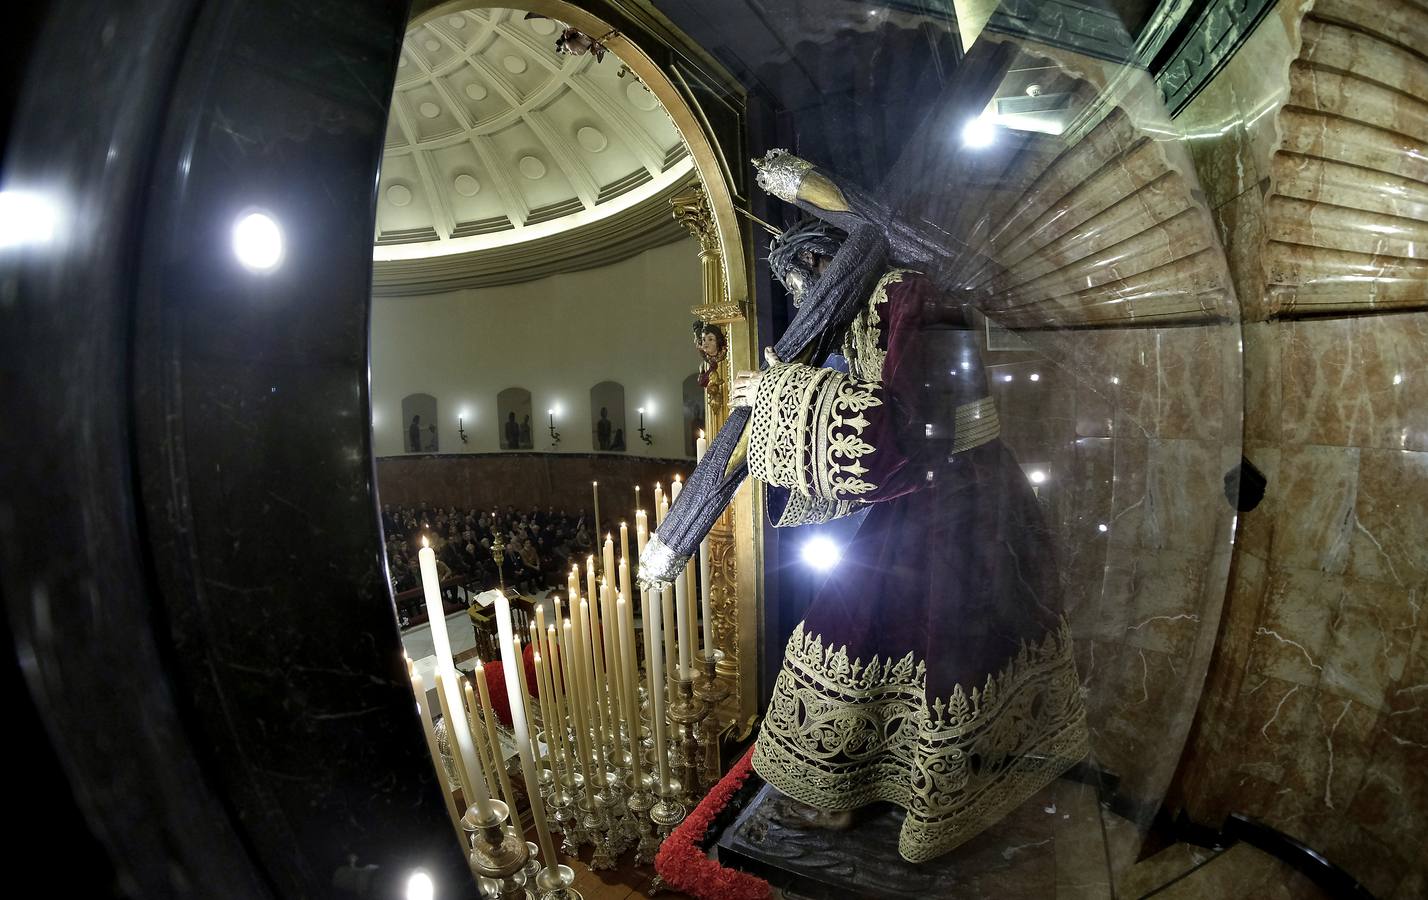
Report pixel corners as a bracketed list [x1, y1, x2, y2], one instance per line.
[1256, 0, 1428, 318]
[1381, 618, 1428, 744]
[1249, 568, 1336, 687]
[1321, 578, 1420, 709]
[1280, 312, 1428, 452]
[1213, 185, 1270, 324]
[1347, 448, 1428, 586]
[1122, 550, 1209, 659]
[1178, 68, 1257, 210]
[1267, 195, 1428, 262]
[1270, 444, 1359, 573]
[1168, 7, 1428, 889]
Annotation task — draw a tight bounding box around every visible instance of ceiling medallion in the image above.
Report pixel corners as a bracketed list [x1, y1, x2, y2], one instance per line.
[418, 101, 441, 119]
[386, 184, 413, 207]
[577, 126, 609, 152]
[448, 15, 465, 28]
[518, 156, 547, 180]
[503, 56, 528, 75]
[529, 17, 557, 36]
[626, 80, 659, 111]
[453, 174, 481, 197]
[423, 38, 441, 52]
[464, 82, 488, 101]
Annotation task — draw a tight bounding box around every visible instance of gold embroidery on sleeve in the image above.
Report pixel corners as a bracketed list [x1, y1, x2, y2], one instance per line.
[811, 371, 884, 500]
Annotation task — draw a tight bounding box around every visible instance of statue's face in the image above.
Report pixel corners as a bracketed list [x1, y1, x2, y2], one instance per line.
[700, 331, 721, 357]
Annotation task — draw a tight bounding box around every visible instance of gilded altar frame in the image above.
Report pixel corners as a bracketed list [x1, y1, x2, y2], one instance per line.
[412, 0, 763, 730]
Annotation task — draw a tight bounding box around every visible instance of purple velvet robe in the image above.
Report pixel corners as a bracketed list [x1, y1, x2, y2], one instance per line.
[749, 270, 1088, 863]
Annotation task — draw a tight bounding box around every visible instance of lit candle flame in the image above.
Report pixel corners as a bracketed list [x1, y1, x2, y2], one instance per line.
[421, 535, 429, 548]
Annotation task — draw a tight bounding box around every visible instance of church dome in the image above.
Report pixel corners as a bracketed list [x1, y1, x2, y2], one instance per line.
[375, 7, 692, 262]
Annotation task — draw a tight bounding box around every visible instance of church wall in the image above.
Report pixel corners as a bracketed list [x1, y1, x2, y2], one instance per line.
[370, 236, 702, 460]
[1162, 2, 1428, 896]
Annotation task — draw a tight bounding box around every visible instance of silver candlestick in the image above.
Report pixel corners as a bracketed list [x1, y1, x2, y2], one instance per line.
[625, 770, 660, 864]
[646, 778, 686, 897]
[693, 650, 730, 789]
[462, 800, 528, 900]
[534, 863, 581, 900]
[666, 675, 708, 809]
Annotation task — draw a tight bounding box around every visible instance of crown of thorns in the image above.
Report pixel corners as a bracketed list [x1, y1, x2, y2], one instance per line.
[767, 218, 845, 287]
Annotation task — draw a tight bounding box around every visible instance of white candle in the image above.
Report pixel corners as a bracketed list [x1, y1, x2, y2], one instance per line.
[635, 512, 654, 745]
[592, 481, 601, 546]
[587, 580, 610, 745]
[579, 597, 609, 770]
[600, 578, 622, 743]
[603, 533, 617, 591]
[494, 595, 559, 867]
[564, 618, 597, 807]
[585, 557, 598, 619]
[419, 538, 493, 818]
[668, 479, 692, 678]
[411, 670, 464, 836]
[531, 621, 560, 777]
[660, 584, 678, 701]
[468, 674, 520, 833]
[697, 433, 714, 657]
[617, 594, 644, 786]
[546, 620, 573, 776]
[673, 563, 692, 680]
[647, 579, 673, 792]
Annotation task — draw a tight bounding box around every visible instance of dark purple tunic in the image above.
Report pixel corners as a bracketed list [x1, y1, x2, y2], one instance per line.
[749, 271, 1087, 863]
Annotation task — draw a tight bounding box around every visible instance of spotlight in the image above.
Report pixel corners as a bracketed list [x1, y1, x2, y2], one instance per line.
[961, 115, 997, 149]
[405, 871, 434, 900]
[801, 535, 842, 571]
[232, 210, 284, 271]
[0, 189, 60, 249]
[1028, 469, 1047, 485]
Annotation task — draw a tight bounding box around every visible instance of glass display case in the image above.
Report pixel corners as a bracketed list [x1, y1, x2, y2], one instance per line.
[1, 2, 1253, 898]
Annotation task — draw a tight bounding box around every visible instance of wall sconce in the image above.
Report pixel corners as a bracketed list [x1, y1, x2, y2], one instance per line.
[637, 407, 654, 445]
[548, 408, 561, 448]
[457, 414, 469, 444]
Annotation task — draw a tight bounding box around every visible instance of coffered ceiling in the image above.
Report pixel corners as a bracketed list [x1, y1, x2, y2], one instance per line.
[375, 7, 693, 262]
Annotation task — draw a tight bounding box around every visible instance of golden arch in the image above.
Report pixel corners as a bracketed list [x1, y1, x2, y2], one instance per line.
[406, 0, 762, 730]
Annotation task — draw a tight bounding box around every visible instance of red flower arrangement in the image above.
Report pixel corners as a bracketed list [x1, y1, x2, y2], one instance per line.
[654, 747, 771, 900]
[476, 642, 540, 727]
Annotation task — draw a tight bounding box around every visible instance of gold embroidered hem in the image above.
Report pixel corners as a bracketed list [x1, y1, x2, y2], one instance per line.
[752, 618, 1089, 864]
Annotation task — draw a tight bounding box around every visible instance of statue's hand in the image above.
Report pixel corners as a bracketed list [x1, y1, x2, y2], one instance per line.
[731, 348, 781, 407]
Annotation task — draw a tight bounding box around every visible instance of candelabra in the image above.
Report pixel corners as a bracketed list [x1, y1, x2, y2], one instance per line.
[693, 650, 731, 790]
[547, 409, 561, 448]
[458, 416, 469, 444]
[666, 675, 709, 808]
[636, 407, 654, 445]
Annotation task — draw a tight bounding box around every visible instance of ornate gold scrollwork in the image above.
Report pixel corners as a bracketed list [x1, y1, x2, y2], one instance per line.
[672, 184, 750, 728]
